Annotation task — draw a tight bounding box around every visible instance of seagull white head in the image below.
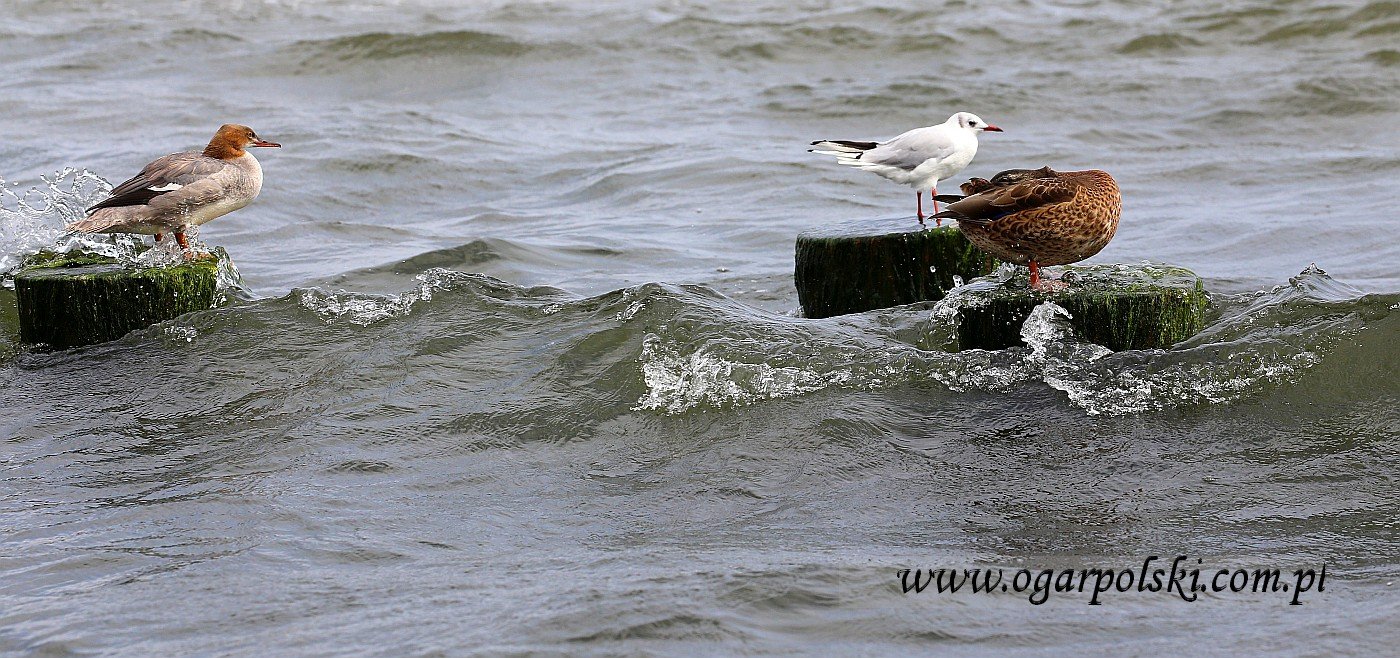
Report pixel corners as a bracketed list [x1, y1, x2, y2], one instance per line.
[949, 112, 1003, 133]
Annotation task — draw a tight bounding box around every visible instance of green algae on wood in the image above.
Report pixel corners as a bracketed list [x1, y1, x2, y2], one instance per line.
[0, 287, 19, 361]
[15, 252, 218, 349]
[795, 218, 999, 319]
[953, 263, 1209, 351]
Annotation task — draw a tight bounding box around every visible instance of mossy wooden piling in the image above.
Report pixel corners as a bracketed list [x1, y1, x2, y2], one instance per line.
[795, 219, 999, 318]
[953, 263, 1209, 351]
[0, 287, 19, 360]
[14, 252, 218, 349]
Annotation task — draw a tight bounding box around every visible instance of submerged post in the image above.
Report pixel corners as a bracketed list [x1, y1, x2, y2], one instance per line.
[952, 263, 1209, 351]
[14, 252, 219, 349]
[795, 219, 999, 319]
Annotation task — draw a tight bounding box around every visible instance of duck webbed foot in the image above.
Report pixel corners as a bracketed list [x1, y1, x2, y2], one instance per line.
[1028, 261, 1069, 292]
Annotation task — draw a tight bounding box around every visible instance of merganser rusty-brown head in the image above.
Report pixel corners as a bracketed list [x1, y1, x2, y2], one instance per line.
[203, 124, 280, 160]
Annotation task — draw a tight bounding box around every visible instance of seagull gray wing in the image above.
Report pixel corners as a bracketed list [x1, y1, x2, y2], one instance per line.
[87, 152, 227, 213]
[859, 126, 957, 172]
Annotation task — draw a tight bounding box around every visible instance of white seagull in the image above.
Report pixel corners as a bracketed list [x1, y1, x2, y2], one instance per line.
[68, 124, 280, 255]
[810, 112, 1002, 224]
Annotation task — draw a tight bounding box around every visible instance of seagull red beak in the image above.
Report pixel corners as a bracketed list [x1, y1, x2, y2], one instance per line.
[251, 139, 281, 148]
[982, 125, 1003, 132]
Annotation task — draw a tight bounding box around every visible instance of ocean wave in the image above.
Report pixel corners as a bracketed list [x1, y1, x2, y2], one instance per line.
[627, 7, 962, 64]
[1365, 48, 1400, 65]
[761, 81, 962, 116]
[295, 268, 538, 326]
[1271, 77, 1400, 115]
[279, 29, 554, 73]
[1249, 1, 1399, 42]
[8, 256, 1393, 426]
[155, 263, 1400, 418]
[1117, 33, 1206, 55]
[626, 266, 1392, 416]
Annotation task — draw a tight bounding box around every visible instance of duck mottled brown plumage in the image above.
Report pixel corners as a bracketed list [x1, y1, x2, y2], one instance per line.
[933, 166, 1121, 290]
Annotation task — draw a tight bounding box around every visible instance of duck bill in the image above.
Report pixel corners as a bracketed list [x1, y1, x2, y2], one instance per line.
[251, 139, 281, 148]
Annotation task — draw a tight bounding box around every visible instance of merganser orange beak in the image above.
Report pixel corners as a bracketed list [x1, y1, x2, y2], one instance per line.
[251, 139, 281, 147]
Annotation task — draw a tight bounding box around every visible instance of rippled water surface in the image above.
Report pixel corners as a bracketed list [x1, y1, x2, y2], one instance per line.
[2, 0, 1398, 655]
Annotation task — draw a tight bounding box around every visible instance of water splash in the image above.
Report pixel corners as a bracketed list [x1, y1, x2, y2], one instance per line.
[162, 325, 199, 343]
[633, 332, 857, 414]
[213, 248, 253, 303]
[131, 232, 194, 269]
[0, 169, 133, 275]
[297, 267, 486, 326]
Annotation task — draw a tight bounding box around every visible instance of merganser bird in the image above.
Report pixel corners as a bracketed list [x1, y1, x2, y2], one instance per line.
[809, 112, 1002, 224]
[932, 166, 1122, 291]
[68, 124, 280, 254]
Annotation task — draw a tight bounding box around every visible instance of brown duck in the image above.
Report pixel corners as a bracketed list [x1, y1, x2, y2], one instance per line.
[933, 166, 1121, 291]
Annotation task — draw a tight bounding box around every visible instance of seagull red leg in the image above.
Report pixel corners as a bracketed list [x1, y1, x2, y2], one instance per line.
[916, 191, 925, 225]
[931, 186, 941, 226]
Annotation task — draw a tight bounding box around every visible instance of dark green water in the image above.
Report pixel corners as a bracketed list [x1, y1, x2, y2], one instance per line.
[2, 0, 1397, 654]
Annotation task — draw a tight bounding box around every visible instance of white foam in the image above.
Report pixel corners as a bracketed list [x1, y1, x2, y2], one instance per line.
[633, 333, 856, 414]
[297, 267, 472, 326]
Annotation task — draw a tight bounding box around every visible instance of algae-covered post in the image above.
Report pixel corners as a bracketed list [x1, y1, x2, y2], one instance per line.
[795, 219, 999, 319]
[0, 287, 19, 360]
[14, 252, 218, 349]
[953, 263, 1209, 351]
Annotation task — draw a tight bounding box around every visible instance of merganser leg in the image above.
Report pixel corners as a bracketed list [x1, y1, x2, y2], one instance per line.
[174, 231, 194, 260]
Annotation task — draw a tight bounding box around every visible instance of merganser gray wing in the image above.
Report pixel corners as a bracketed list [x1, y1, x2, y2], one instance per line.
[87, 153, 228, 212]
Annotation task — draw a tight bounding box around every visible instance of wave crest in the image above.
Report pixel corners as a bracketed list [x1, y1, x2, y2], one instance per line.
[627, 267, 1391, 417]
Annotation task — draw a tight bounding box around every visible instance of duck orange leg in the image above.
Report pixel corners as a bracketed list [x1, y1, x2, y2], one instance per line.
[154, 232, 163, 243]
[1029, 261, 1069, 292]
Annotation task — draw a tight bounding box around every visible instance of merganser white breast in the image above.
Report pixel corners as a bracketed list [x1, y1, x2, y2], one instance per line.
[68, 124, 280, 251]
[809, 112, 1002, 224]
